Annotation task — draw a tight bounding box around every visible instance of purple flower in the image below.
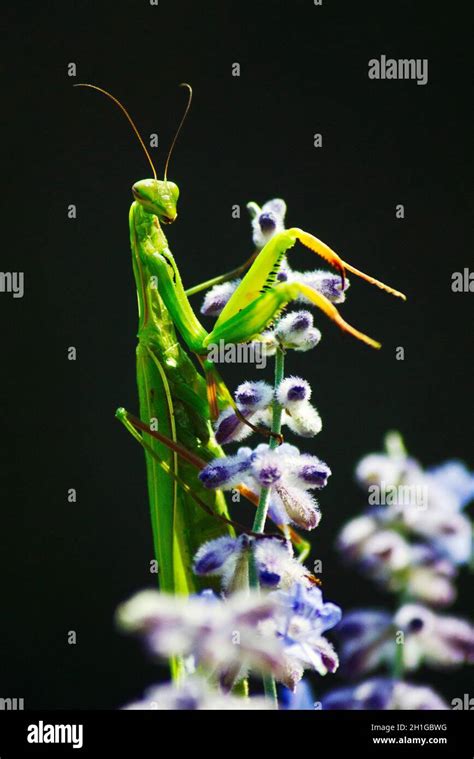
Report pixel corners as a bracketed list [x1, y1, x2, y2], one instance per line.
[403, 505, 472, 565]
[273, 484, 321, 530]
[199, 441, 331, 532]
[322, 678, 394, 710]
[277, 376, 312, 404]
[268, 583, 342, 689]
[297, 269, 351, 304]
[335, 610, 393, 677]
[193, 536, 240, 575]
[214, 381, 273, 444]
[193, 535, 309, 591]
[336, 604, 474, 677]
[214, 407, 250, 445]
[234, 380, 273, 409]
[295, 456, 332, 489]
[247, 198, 287, 249]
[427, 460, 474, 509]
[405, 544, 457, 606]
[116, 589, 286, 686]
[349, 435, 474, 567]
[273, 310, 322, 352]
[275, 379, 323, 437]
[200, 280, 240, 317]
[393, 604, 474, 669]
[199, 449, 252, 489]
[322, 679, 448, 710]
[123, 676, 272, 710]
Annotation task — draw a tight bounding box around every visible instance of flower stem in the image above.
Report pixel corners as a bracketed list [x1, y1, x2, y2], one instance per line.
[251, 347, 285, 534]
[393, 640, 405, 679]
[249, 346, 285, 707]
[262, 672, 278, 702]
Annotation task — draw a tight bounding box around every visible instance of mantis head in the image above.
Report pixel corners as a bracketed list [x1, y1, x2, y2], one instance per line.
[74, 83, 192, 225]
[132, 179, 179, 223]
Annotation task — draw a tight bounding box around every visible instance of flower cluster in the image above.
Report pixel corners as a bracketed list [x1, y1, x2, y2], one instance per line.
[337, 604, 474, 677]
[117, 589, 284, 685]
[201, 197, 349, 324]
[118, 581, 341, 695]
[322, 433, 474, 710]
[201, 198, 350, 361]
[214, 377, 323, 444]
[321, 679, 449, 710]
[193, 534, 311, 590]
[117, 199, 347, 709]
[123, 676, 272, 711]
[199, 442, 331, 530]
[338, 433, 474, 604]
[116, 195, 472, 711]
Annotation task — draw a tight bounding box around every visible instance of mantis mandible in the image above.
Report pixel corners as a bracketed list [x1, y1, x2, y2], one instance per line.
[75, 83, 406, 598]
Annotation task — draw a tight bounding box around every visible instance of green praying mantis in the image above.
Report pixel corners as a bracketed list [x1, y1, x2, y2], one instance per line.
[76, 83, 406, 598]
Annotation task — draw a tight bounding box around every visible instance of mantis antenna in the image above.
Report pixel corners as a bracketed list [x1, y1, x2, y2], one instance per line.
[74, 83, 158, 182]
[164, 83, 193, 181]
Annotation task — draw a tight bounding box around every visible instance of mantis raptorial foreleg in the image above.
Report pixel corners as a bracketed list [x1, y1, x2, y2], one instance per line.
[205, 280, 381, 349]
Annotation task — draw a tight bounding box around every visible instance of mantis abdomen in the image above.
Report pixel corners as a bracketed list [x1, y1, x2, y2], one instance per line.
[130, 202, 233, 595]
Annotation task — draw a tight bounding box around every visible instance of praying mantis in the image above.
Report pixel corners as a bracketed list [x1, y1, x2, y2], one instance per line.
[76, 83, 406, 599]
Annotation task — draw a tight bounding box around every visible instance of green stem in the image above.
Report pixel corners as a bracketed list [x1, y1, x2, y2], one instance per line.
[262, 672, 278, 702]
[469, 524, 474, 572]
[251, 347, 285, 533]
[249, 346, 285, 707]
[393, 638, 405, 679]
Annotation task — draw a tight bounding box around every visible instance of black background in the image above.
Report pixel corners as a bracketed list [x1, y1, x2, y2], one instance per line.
[2, 0, 472, 709]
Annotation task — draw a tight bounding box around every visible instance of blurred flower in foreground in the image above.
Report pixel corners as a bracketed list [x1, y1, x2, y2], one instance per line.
[123, 676, 271, 710]
[118, 198, 350, 711]
[116, 589, 284, 687]
[266, 583, 341, 690]
[117, 580, 341, 693]
[322, 679, 448, 710]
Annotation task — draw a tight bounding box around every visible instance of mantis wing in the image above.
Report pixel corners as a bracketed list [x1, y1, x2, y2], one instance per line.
[131, 203, 234, 595]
